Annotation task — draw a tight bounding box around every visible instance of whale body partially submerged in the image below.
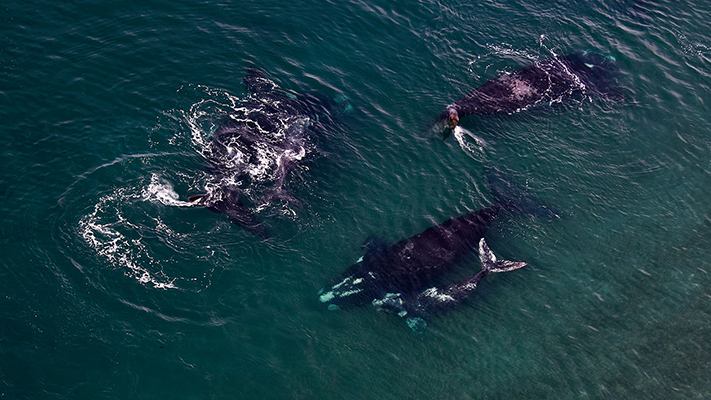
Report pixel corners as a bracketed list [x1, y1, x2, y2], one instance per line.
[189, 68, 347, 238]
[319, 170, 555, 331]
[434, 51, 620, 138]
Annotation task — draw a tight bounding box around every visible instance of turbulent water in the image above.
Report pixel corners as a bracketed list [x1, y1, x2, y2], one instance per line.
[3, 0, 711, 398]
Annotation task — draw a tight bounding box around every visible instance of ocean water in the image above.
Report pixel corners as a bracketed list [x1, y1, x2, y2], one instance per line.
[2, 0, 711, 398]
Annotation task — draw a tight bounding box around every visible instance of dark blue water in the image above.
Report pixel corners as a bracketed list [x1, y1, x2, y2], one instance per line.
[3, 0, 711, 398]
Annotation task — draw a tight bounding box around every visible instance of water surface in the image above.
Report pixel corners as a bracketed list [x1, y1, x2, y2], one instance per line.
[2, 0, 711, 398]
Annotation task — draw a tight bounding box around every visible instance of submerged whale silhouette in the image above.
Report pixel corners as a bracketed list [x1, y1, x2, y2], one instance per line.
[319, 170, 555, 331]
[189, 68, 346, 238]
[434, 51, 619, 139]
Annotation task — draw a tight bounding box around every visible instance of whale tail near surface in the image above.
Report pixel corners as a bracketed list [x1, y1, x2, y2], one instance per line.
[399, 172, 553, 331]
[402, 238, 528, 332]
[478, 238, 527, 273]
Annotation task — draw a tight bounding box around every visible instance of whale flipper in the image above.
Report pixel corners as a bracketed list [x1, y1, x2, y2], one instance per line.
[188, 194, 208, 203]
[361, 236, 388, 256]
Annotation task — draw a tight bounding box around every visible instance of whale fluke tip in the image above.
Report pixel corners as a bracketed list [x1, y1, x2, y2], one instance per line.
[478, 238, 527, 273]
[188, 194, 207, 203]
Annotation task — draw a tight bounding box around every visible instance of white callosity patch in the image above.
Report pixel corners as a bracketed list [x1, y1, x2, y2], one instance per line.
[461, 281, 478, 292]
[421, 287, 455, 303]
[331, 275, 353, 290]
[319, 291, 335, 303]
[320, 274, 368, 303]
[372, 292, 405, 313]
[503, 74, 538, 100]
[339, 289, 364, 297]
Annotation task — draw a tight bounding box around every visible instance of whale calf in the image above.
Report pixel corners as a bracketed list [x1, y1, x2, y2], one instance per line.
[189, 68, 347, 238]
[434, 51, 619, 138]
[319, 170, 553, 331]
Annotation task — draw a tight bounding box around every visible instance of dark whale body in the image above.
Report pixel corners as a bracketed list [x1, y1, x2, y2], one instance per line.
[319, 172, 549, 331]
[435, 51, 619, 138]
[189, 68, 345, 238]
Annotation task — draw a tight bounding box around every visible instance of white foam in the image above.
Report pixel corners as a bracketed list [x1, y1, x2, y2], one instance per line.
[454, 126, 486, 159]
[79, 188, 178, 290]
[142, 174, 195, 207]
[176, 86, 314, 215]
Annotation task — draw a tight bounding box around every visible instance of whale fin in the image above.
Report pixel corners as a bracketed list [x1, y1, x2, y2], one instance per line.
[361, 236, 388, 256]
[405, 317, 427, 333]
[188, 194, 208, 204]
[478, 238, 527, 273]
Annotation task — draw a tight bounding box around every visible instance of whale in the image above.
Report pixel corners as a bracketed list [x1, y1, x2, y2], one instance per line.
[434, 51, 619, 139]
[189, 68, 347, 238]
[318, 170, 554, 331]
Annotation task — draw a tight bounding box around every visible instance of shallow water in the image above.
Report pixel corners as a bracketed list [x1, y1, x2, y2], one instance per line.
[3, 0, 711, 398]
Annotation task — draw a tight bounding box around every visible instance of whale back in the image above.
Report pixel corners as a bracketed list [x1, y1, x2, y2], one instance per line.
[373, 207, 500, 291]
[560, 51, 621, 99]
[318, 206, 501, 310]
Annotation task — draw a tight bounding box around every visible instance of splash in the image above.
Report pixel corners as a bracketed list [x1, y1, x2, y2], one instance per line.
[454, 126, 487, 160]
[79, 186, 178, 290]
[177, 85, 314, 212]
[142, 173, 196, 207]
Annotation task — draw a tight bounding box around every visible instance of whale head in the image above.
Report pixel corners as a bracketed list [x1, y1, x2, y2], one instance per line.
[435, 107, 459, 140]
[318, 264, 380, 310]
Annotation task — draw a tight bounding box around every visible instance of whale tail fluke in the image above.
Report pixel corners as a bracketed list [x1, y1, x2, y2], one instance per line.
[188, 194, 208, 204]
[400, 238, 526, 324]
[478, 238, 527, 273]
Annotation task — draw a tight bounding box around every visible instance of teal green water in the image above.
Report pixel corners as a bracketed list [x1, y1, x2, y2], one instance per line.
[3, 0, 711, 398]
